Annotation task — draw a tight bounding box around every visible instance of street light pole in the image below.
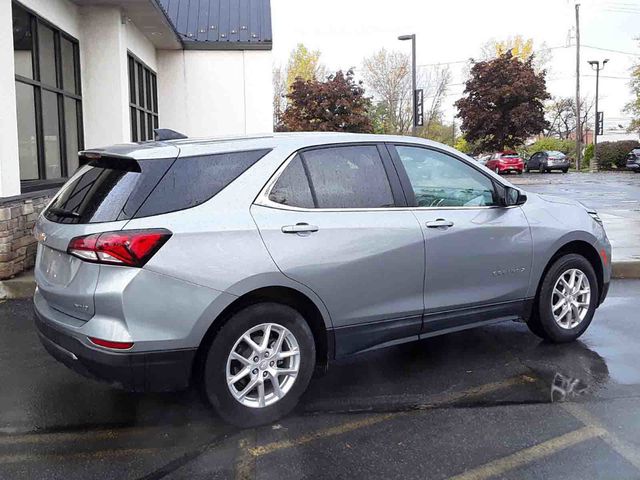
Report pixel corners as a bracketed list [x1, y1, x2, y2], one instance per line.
[588, 59, 609, 172]
[398, 34, 417, 136]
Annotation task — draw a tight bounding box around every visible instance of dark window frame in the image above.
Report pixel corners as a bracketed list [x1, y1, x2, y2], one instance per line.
[387, 143, 502, 208]
[12, 1, 83, 189]
[266, 143, 406, 210]
[128, 52, 158, 142]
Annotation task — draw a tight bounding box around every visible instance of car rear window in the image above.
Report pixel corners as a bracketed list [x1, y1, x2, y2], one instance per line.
[548, 151, 565, 158]
[45, 149, 271, 224]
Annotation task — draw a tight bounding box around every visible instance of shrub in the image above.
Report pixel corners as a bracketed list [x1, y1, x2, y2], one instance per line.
[596, 140, 640, 169]
[583, 144, 593, 169]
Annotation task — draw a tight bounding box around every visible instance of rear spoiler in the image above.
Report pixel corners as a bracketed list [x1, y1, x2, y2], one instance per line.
[79, 151, 141, 172]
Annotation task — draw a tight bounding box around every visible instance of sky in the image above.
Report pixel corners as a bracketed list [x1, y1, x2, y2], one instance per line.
[271, 0, 640, 141]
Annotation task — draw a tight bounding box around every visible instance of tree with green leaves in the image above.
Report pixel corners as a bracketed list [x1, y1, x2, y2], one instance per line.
[280, 70, 373, 133]
[455, 51, 550, 151]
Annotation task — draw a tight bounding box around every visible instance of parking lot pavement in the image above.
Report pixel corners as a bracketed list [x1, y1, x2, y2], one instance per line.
[1, 280, 640, 479]
[511, 171, 640, 265]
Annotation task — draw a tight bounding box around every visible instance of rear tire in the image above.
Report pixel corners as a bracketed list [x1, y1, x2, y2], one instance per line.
[562, 168, 569, 173]
[527, 254, 598, 343]
[202, 302, 316, 427]
[539, 165, 545, 173]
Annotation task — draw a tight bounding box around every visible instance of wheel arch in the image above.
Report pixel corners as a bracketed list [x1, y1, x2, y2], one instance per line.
[535, 240, 604, 303]
[192, 285, 333, 385]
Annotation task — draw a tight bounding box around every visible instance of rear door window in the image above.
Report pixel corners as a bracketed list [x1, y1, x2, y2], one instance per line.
[269, 145, 395, 209]
[45, 149, 270, 224]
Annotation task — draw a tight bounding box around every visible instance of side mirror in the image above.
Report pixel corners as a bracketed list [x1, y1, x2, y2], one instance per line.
[496, 184, 527, 207]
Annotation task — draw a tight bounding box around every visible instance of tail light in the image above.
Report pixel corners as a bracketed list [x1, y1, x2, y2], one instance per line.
[89, 337, 134, 350]
[67, 229, 172, 267]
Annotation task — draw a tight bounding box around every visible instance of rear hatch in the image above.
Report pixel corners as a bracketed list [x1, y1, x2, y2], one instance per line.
[501, 154, 522, 164]
[35, 153, 176, 321]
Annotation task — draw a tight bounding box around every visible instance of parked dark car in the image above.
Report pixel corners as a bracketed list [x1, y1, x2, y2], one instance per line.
[626, 149, 640, 172]
[485, 151, 524, 175]
[526, 151, 570, 173]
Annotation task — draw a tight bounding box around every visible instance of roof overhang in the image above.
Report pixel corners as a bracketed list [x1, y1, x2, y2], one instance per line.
[71, 0, 182, 50]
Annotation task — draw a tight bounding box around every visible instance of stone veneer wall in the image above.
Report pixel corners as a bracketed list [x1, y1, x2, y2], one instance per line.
[0, 191, 55, 280]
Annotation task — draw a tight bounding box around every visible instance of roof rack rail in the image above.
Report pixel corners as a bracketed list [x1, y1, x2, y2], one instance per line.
[154, 128, 188, 141]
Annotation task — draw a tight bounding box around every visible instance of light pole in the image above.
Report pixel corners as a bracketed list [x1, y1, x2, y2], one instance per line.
[588, 58, 609, 172]
[398, 34, 417, 136]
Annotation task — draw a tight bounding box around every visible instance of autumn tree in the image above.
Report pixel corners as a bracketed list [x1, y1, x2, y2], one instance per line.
[273, 44, 326, 130]
[286, 43, 325, 88]
[481, 35, 550, 72]
[280, 70, 373, 133]
[362, 49, 412, 134]
[455, 51, 550, 151]
[545, 96, 594, 140]
[625, 41, 640, 133]
[362, 49, 451, 135]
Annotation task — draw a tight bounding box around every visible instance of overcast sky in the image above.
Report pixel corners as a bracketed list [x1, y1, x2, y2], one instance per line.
[271, 0, 640, 140]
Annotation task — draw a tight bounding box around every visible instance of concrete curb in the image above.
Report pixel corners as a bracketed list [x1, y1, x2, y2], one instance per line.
[0, 270, 36, 301]
[612, 261, 640, 280]
[2, 261, 639, 301]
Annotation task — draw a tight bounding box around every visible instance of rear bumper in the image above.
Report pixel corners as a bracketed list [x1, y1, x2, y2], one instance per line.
[546, 162, 570, 170]
[34, 308, 196, 392]
[627, 163, 640, 171]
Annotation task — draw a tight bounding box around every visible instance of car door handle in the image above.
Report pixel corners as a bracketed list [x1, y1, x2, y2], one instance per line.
[281, 223, 319, 234]
[426, 219, 454, 228]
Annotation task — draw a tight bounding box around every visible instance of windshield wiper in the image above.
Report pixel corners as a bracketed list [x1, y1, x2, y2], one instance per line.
[48, 207, 80, 218]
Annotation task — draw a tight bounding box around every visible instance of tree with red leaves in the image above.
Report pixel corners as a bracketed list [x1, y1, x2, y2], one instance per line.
[280, 69, 373, 133]
[455, 52, 550, 152]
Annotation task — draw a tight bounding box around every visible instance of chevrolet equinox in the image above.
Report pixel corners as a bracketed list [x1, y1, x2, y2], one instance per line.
[34, 133, 611, 427]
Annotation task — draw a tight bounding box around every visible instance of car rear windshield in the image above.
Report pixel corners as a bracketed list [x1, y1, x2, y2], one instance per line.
[548, 151, 565, 158]
[44, 149, 271, 224]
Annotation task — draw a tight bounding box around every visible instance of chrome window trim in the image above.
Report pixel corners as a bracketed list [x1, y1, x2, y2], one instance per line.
[254, 144, 513, 213]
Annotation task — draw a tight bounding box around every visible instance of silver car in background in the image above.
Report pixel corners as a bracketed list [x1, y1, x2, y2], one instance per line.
[33, 133, 611, 426]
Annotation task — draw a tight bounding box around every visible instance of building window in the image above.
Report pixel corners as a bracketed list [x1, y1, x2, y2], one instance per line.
[12, 2, 83, 189]
[128, 53, 158, 142]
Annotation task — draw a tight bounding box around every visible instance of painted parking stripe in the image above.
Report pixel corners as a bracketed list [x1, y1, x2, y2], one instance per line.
[446, 425, 606, 480]
[246, 374, 535, 458]
[0, 447, 168, 465]
[561, 402, 640, 471]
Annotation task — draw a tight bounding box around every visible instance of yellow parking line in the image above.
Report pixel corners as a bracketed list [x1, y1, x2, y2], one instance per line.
[561, 402, 640, 471]
[446, 425, 606, 480]
[235, 434, 257, 480]
[247, 374, 534, 458]
[0, 447, 165, 465]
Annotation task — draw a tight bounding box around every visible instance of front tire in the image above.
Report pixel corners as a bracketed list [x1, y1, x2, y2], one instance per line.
[527, 254, 598, 343]
[202, 303, 316, 427]
[495, 167, 501, 175]
[562, 168, 569, 173]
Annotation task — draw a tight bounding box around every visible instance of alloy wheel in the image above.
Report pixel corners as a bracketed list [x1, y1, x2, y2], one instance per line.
[226, 323, 300, 408]
[551, 268, 591, 329]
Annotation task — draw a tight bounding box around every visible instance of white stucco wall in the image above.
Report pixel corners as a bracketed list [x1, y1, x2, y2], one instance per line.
[0, 0, 20, 197]
[157, 49, 273, 138]
[126, 20, 157, 71]
[79, 6, 129, 149]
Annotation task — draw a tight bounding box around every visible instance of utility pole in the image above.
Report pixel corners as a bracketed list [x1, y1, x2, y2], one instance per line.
[588, 59, 609, 172]
[575, 3, 582, 170]
[398, 34, 417, 136]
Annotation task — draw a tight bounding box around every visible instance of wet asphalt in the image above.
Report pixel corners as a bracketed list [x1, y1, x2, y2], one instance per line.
[1, 280, 640, 479]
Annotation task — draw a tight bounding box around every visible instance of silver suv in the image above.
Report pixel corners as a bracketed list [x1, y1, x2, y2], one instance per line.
[34, 133, 611, 427]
